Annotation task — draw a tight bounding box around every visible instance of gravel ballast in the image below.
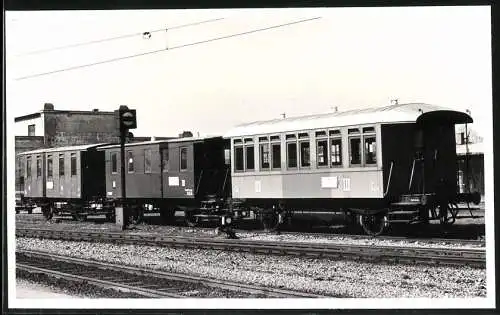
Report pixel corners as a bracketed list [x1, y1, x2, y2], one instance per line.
[16, 238, 486, 298]
[16, 214, 484, 250]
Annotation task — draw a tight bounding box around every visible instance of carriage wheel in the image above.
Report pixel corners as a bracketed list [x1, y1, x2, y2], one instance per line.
[160, 208, 176, 224]
[73, 213, 87, 222]
[261, 211, 280, 232]
[128, 207, 144, 225]
[359, 214, 387, 236]
[41, 206, 53, 220]
[184, 210, 199, 227]
[105, 213, 115, 222]
[439, 204, 455, 226]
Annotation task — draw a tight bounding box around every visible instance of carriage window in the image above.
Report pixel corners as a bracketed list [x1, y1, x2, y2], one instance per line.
[36, 156, 42, 177]
[245, 145, 254, 170]
[287, 142, 297, 168]
[71, 153, 77, 176]
[224, 149, 230, 165]
[300, 141, 310, 167]
[47, 155, 53, 177]
[111, 152, 117, 174]
[26, 157, 32, 178]
[331, 139, 342, 166]
[260, 143, 270, 169]
[59, 154, 65, 176]
[364, 136, 377, 165]
[144, 149, 152, 173]
[161, 149, 169, 172]
[272, 143, 281, 169]
[317, 139, 328, 167]
[349, 138, 361, 165]
[180, 147, 188, 170]
[234, 146, 244, 171]
[127, 151, 134, 173]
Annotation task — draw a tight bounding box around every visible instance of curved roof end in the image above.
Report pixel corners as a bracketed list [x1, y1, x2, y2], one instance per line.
[416, 110, 473, 125]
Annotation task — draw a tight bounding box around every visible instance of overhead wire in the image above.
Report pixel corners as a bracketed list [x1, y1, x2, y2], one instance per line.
[15, 17, 321, 81]
[15, 17, 225, 56]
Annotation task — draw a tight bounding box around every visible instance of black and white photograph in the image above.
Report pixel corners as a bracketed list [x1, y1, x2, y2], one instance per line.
[5, 5, 496, 310]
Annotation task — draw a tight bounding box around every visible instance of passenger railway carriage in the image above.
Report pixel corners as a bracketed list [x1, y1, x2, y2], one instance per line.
[16, 103, 479, 235]
[18, 144, 109, 220]
[98, 136, 231, 224]
[223, 103, 475, 234]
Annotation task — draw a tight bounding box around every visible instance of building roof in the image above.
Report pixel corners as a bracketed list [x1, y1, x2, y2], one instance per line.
[97, 135, 223, 150]
[224, 103, 472, 138]
[456, 142, 484, 156]
[17, 143, 109, 156]
[14, 108, 115, 122]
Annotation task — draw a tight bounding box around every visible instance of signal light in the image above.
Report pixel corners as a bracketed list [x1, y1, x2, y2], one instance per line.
[116, 105, 137, 132]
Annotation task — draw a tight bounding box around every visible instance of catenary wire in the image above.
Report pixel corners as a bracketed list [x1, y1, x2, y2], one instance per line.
[15, 18, 225, 57]
[15, 17, 321, 81]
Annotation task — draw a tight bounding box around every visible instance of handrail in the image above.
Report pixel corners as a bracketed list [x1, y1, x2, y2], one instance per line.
[384, 161, 394, 197]
[221, 167, 229, 195]
[408, 159, 416, 191]
[195, 170, 204, 195]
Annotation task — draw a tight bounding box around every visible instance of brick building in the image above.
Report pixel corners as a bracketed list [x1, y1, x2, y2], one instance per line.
[15, 103, 121, 192]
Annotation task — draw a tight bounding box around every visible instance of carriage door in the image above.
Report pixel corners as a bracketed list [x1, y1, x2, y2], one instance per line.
[422, 123, 457, 195]
[160, 147, 169, 198]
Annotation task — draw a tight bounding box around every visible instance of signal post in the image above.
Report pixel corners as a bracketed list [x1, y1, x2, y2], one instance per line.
[115, 105, 137, 230]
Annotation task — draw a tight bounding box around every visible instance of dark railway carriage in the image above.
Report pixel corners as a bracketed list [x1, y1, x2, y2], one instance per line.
[98, 136, 231, 224]
[223, 103, 475, 234]
[17, 144, 109, 220]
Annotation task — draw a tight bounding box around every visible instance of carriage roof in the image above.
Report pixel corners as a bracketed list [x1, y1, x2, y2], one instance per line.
[224, 103, 472, 138]
[97, 135, 223, 150]
[17, 143, 108, 156]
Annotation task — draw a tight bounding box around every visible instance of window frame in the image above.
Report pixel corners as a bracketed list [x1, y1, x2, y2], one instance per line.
[28, 124, 35, 136]
[270, 136, 281, 170]
[59, 154, 65, 177]
[179, 147, 188, 171]
[47, 155, 53, 178]
[127, 151, 135, 173]
[243, 138, 255, 171]
[144, 149, 152, 174]
[286, 135, 298, 170]
[71, 153, 77, 176]
[259, 136, 270, 170]
[161, 148, 169, 173]
[233, 140, 244, 172]
[111, 152, 118, 174]
[299, 138, 311, 168]
[348, 136, 362, 167]
[316, 131, 329, 168]
[26, 157, 32, 178]
[362, 127, 377, 166]
[36, 156, 42, 177]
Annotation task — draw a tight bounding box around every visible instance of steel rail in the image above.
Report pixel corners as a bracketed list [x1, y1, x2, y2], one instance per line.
[17, 262, 183, 298]
[16, 213, 485, 246]
[16, 228, 485, 268]
[17, 249, 327, 298]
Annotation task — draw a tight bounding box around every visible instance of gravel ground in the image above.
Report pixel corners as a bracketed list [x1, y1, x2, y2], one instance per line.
[17, 270, 145, 298]
[16, 213, 485, 250]
[16, 278, 80, 298]
[16, 237, 486, 298]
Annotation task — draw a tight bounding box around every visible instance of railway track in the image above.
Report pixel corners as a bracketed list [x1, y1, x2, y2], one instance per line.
[17, 249, 326, 298]
[16, 227, 486, 268]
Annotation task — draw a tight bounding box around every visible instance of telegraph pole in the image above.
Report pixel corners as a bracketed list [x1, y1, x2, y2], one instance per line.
[115, 105, 137, 230]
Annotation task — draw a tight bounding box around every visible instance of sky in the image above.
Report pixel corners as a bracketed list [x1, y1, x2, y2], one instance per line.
[5, 6, 492, 138]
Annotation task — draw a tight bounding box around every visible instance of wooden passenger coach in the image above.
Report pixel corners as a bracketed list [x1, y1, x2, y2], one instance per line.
[18, 144, 108, 220]
[224, 103, 474, 234]
[98, 136, 231, 224]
